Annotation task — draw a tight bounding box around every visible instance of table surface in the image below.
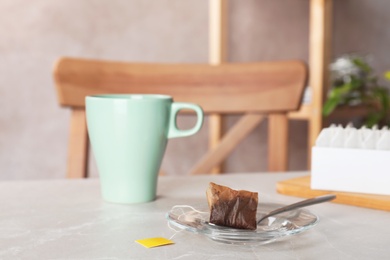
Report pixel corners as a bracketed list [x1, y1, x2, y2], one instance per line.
[1, 172, 390, 259]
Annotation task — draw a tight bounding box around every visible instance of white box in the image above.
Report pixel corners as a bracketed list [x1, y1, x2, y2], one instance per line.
[311, 146, 390, 196]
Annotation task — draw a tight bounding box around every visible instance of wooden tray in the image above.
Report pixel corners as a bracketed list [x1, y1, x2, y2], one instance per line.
[276, 175, 390, 211]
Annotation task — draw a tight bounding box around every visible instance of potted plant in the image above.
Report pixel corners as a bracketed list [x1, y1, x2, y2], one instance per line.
[323, 55, 390, 127]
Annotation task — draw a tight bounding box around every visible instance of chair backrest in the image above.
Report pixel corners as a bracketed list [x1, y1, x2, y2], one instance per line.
[53, 57, 307, 178]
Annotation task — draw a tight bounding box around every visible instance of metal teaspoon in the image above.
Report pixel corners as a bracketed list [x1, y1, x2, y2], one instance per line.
[257, 194, 336, 224]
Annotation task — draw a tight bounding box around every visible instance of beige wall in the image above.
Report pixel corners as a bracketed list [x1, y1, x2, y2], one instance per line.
[1, 0, 389, 179]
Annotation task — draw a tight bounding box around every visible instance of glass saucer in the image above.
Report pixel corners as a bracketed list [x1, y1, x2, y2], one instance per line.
[166, 202, 319, 245]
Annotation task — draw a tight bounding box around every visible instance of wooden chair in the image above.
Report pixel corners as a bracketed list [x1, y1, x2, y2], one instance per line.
[53, 57, 307, 178]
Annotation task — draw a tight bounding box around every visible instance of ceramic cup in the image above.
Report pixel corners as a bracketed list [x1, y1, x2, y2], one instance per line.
[86, 94, 203, 204]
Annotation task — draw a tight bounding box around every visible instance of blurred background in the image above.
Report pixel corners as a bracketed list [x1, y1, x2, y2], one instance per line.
[1, 0, 389, 179]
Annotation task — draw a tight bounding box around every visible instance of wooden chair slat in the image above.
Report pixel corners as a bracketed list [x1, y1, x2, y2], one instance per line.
[190, 114, 265, 174]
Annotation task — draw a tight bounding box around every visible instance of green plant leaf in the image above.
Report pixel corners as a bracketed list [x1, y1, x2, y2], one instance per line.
[352, 57, 371, 73]
[329, 82, 354, 98]
[323, 82, 356, 116]
[385, 71, 390, 81]
[373, 88, 390, 114]
[349, 77, 364, 89]
[365, 113, 382, 128]
[323, 96, 341, 116]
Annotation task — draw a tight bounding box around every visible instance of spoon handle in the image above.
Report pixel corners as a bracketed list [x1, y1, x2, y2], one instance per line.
[257, 194, 336, 224]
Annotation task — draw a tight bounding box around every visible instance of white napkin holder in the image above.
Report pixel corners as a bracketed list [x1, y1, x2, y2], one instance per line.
[311, 125, 390, 196]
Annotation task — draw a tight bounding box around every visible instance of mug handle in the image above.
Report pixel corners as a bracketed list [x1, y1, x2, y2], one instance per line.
[168, 102, 204, 139]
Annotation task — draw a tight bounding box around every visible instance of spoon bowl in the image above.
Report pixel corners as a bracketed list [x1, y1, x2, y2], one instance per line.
[257, 194, 336, 224]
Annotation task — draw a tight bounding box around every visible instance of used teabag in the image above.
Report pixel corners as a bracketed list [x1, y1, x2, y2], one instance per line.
[206, 182, 258, 230]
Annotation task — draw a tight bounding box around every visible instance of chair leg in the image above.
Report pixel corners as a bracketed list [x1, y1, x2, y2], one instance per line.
[268, 113, 289, 172]
[67, 109, 89, 178]
[209, 114, 223, 173]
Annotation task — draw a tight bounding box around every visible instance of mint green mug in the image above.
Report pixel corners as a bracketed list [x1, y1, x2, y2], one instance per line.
[86, 94, 203, 204]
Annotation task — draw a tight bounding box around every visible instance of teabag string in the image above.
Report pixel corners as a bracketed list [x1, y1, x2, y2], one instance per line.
[167, 205, 208, 239]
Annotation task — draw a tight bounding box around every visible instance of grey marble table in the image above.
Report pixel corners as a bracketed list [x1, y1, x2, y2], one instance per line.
[1, 172, 390, 259]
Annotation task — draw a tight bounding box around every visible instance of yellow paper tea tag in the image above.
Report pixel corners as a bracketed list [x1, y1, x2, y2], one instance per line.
[135, 237, 174, 248]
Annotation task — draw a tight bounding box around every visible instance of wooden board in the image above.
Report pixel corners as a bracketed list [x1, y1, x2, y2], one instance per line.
[277, 175, 390, 211]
